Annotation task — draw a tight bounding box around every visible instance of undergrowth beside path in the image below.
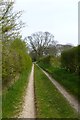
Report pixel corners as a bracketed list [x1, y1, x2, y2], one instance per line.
[2, 68, 31, 118]
[34, 64, 78, 118]
[38, 60, 79, 101]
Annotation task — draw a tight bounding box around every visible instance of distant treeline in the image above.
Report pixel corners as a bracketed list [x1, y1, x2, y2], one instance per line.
[61, 45, 80, 74]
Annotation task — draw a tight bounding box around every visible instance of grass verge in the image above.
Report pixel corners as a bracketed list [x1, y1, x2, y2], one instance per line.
[34, 64, 78, 118]
[38, 62, 79, 101]
[2, 68, 31, 118]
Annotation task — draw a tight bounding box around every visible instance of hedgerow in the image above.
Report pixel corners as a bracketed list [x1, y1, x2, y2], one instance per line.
[61, 45, 80, 73]
[2, 38, 32, 87]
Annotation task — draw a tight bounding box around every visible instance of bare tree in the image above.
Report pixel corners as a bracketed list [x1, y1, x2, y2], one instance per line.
[27, 31, 57, 60]
[44, 44, 58, 56]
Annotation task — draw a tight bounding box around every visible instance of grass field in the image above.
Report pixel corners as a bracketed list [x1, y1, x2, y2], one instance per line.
[2, 68, 31, 118]
[34, 64, 78, 118]
[38, 61, 79, 101]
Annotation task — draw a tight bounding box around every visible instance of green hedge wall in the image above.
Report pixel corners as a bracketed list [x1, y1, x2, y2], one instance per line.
[2, 38, 32, 87]
[61, 45, 80, 73]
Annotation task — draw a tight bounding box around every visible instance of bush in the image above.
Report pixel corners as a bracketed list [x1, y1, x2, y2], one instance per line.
[61, 45, 80, 73]
[37, 55, 60, 68]
[2, 38, 32, 87]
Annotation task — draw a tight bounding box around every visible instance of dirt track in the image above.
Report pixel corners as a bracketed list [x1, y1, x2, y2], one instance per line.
[19, 64, 79, 118]
[19, 64, 35, 118]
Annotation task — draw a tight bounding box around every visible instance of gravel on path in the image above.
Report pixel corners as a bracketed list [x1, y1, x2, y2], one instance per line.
[19, 64, 35, 118]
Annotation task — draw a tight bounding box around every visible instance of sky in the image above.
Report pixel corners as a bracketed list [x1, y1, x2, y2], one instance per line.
[14, 0, 79, 46]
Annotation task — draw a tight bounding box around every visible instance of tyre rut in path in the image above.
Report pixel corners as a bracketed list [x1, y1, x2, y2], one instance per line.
[19, 64, 35, 118]
[36, 64, 80, 113]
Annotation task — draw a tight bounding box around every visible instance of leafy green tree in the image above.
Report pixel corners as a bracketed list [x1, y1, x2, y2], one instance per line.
[1, 1, 32, 88]
[0, 0, 24, 42]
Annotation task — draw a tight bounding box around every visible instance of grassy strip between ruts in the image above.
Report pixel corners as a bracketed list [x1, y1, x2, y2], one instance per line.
[34, 64, 78, 118]
[2, 67, 31, 118]
[38, 62, 79, 101]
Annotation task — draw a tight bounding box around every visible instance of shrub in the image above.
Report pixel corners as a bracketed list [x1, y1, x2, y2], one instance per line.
[2, 38, 32, 87]
[61, 45, 80, 73]
[37, 55, 60, 68]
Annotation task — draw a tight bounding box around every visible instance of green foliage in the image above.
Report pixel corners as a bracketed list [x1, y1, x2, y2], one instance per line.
[61, 46, 80, 73]
[38, 56, 52, 66]
[37, 56, 79, 101]
[1, 1, 31, 88]
[2, 38, 32, 117]
[0, 1, 24, 41]
[1, 1, 32, 118]
[2, 68, 31, 118]
[38, 55, 60, 68]
[2, 38, 32, 87]
[34, 65, 78, 118]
